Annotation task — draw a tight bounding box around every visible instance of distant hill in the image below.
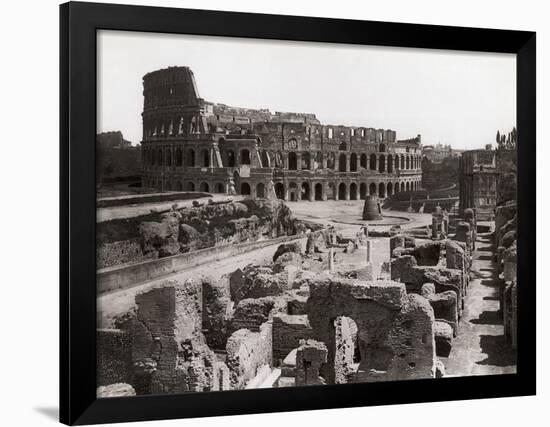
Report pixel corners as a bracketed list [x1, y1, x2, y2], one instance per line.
[96, 131, 141, 184]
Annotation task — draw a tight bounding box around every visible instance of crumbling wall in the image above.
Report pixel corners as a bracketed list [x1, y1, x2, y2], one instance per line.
[97, 329, 132, 386]
[226, 322, 273, 389]
[295, 340, 328, 386]
[272, 314, 313, 363]
[202, 276, 233, 350]
[306, 275, 435, 384]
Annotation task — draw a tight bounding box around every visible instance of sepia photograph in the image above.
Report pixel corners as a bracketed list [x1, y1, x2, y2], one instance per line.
[95, 29, 518, 397]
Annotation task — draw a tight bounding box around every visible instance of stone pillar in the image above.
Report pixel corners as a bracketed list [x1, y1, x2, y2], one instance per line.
[345, 184, 350, 201]
[283, 153, 289, 170]
[322, 183, 328, 201]
[345, 153, 351, 172]
[328, 248, 334, 272]
[296, 181, 302, 201]
[309, 183, 314, 202]
[431, 217, 439, 239]
[334, 156, 340, 172]
[297, 152, 303, 170]
[366, 240, 372, 263]
[310, 152, 315, 170]
[375, 155, 379, 172]
[295, 340, 328, 386]
[322, 153, 328, 169]
[283, 180, 289, 202]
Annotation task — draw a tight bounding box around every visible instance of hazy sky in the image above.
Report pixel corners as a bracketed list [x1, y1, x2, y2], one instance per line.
[97, 30, 516, 150]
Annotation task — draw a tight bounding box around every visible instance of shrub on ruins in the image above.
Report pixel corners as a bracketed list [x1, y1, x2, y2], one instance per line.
[273, 242, 302, 262]
[139, 211, 181, 257]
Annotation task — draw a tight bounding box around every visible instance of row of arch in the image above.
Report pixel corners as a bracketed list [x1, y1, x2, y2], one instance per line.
[272, 180, 420, 201]
[142, 146, 421, 172]
[142, 147, 253, 168]
[142, 177, 421, 200]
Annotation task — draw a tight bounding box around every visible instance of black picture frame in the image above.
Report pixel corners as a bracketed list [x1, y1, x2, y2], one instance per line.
[60, 1, 536, 425]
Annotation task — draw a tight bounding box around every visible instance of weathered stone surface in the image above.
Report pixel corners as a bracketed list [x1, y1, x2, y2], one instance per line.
[434, 321, 453, 357]
[273, 242, 302, 262]
[427, 291, 458, 334]
[139, 211, 181, 257]
[97, 383, 136, 398]
[202, 276, 233, 350]
[97, 329, 132, 387]
[272, 314, 313, 363]
[295, 340, 328, 386]
[226, 322, 273, 389]
[306, 230, 328, 254]
[272, 251, 302, 273]
[230, 297, 277, 332]
[306, 275, 435, 384]
[229, 265, 289, 304]
[434, 359, 446, 378]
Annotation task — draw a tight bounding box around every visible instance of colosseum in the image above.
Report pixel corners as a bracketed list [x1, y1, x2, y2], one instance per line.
[141, 66, 423, 201]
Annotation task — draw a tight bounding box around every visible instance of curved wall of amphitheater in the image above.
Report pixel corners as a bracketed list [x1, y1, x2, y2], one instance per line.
[140, 67, 422, 201]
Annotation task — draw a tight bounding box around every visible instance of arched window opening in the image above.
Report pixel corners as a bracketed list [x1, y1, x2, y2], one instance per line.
[339, 153, 347, 172]
[350, 183, 358, 200]
[379, 182, 386, 198]
[369, 154, 377, 171]
[275, 183, 285, 200]
[288, 152, 298, 170]
[338, 183, 346, 200]
[227, 150, 235, 167]
[214, 183, 225, 193]
[314, 183, 323, 201]
[387, 155, 393, 173]
[166, 150, 172, 167]
[369, 183, 377, 196]
[256, 183, 265, 198]
[378, 155, 386, 173]
[201, 149, 210, 167]
[350, 153, 358, 172]
[261, 151, 270, 168]
[176, 148, 183, 167]
[387, 182, 393, 196]
[241, 149, 251, 165]
[301, 182, 310, 201]
[199, 182, 209, 192]
[240, 182, 251, 195]
[360, 183, 367, 200]
[187, 181, 195, 191]
[339, 141, 347, 151]
[360, 154, 367, 169]
[302, 152, 311, 170]
[157, 149, 163, 166]
[187, 149, 195, 167]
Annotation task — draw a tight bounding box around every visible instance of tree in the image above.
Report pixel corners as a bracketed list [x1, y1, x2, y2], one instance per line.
[496, 130, 501, 144]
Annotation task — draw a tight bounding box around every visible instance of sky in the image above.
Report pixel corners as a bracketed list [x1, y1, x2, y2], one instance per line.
[97, 30, 516, 150]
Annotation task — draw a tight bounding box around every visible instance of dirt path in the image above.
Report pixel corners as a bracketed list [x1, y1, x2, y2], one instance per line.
[442, 233, 516, 376]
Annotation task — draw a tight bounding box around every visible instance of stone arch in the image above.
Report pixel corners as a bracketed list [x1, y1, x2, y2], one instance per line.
[400, 155, 405, 170]
[378, 155, 386, 173]
[256, 182, 265, 198]
[275, 182, 285, 200]
[360, 153, 367, 169]
[378, 182, 386, 198]
[406, 155, 410, 170]
[360, 183, 367, 200]
[350, 183, 358, 200]
[289, 182, 298, 201]
[305, 277, 435, 384]
[369, 182, 377, 196]
[199, 182, 209, 192]
[302, 152, 311, 170]
[314, 183, 323, 201]
[394, 182, 400, 193]
[165, 181, 172, 191]
[176, 148, 183, 167]
[240, 182, 251, 195]
[339, 141, 347, 151]
[166, 150, 172, 167]
[301, 182, 311, 201]
[338, 182, 347, 200]
[379, 143, 386, 152]
[350, 153, 358, 172]
[200, 149, 210, 167]
[406, 182, 410, 192]
[240, 149, 251, 165]
[369, 154, 377, 171]
[401, 182, 405, 192]
[395, 155, 399, 171]
[187, 181, 195, 191]
[327, 153, 336, 170]
[387, 154, 393, 173]
[214, 182, 225, 193]
[289, 152, 298, 170]
[157, 149, 163, 166]
[339, 153, 347, 172]
[327, 182, 336, 200]
[387, 182, 393, 196]
[226, 150, 236, 167]
[187, 149, 195, 167]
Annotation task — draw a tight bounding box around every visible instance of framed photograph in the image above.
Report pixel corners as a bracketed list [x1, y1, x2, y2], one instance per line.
[60, 1, 536, 425]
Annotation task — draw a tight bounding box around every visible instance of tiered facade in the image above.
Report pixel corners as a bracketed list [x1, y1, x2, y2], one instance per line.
[141, 67, 423, 201]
